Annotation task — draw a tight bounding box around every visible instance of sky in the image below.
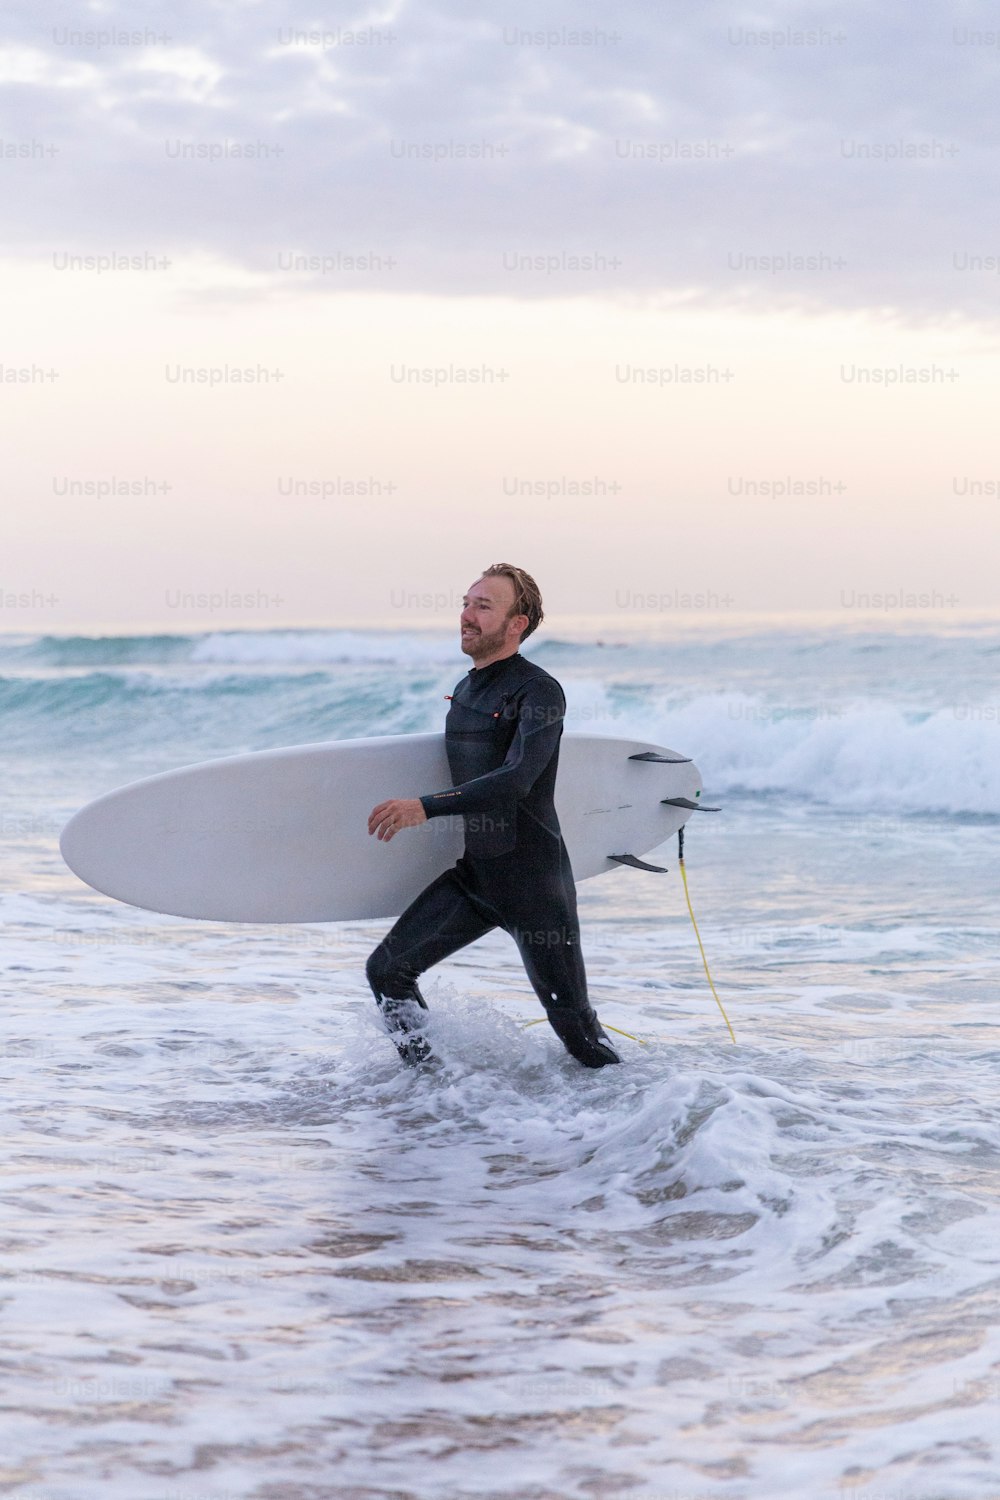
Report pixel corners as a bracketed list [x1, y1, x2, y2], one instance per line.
[2, 0, 999, 630]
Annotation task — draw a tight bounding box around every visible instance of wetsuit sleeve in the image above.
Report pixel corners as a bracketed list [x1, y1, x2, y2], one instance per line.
[419, 677, 564, 819]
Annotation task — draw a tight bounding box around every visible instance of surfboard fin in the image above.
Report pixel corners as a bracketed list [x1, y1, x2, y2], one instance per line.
[661, 797, 720, 811]
[608, 853, 669, 873]
[629, 751, 692, 763]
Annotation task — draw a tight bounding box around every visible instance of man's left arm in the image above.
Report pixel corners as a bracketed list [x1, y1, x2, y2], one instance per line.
[368, 677, 565, 841]
[417, 676, 564, 821]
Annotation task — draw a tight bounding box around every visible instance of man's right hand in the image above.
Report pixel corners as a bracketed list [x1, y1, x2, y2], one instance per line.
[368, 798, 428, 842]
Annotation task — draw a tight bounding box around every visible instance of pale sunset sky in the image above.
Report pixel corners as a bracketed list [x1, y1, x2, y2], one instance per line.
[2, 0, 998, 629]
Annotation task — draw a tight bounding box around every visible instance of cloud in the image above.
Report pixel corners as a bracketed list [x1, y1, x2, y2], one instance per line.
[3, 0, 998, 320]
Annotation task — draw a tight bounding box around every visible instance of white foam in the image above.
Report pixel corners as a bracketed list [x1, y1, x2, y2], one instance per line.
[189, 629, 465, 666]
[563, 683, 1000, 816]
[5, 872, 1000, 1498]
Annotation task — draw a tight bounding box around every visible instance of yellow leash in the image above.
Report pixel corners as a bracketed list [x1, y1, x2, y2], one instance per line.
[521, 820, 735, 1047]
[679, 830, 736, 1044]
[523, 1017, 646, 1044]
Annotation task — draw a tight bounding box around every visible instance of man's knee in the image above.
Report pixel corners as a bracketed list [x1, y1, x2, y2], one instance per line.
[366, 943, 394, 997]
[366, 942, 427, 1009]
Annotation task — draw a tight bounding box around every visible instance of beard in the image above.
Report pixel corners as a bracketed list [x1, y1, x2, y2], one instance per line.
[460, 618, 511, 660]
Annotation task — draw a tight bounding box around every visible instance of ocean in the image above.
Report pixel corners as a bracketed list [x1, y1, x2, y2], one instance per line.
[2, 615, 999, 1500]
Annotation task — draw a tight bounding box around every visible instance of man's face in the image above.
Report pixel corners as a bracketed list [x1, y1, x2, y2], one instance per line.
[460, 576, 524, 661]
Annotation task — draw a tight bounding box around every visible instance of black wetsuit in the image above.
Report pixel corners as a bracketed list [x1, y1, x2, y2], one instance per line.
[365, 652, 619, 1067]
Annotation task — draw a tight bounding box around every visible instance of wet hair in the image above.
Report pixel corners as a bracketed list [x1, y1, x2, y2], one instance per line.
[480, 563, 544, 641]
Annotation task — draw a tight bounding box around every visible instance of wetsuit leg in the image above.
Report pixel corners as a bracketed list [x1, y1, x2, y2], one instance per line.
[366, 867, 497, 1063]
[508, 916, 620, 1068]
[468, 847, 620, 1069]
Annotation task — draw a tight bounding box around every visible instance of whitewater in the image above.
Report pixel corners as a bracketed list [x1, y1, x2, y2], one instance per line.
[1, 615, 999, 1500]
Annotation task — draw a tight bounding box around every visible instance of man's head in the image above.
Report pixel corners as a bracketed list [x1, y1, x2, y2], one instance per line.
[460, 563, 544, 666]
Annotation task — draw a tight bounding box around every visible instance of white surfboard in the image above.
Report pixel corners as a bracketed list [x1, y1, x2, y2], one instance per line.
[59, 733, 708, 922]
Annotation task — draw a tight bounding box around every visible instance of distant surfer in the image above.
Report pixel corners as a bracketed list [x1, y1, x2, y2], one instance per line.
[366, 563, 621, 1070]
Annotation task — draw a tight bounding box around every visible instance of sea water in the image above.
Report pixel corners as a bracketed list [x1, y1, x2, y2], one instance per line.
[1, 615, 999, 1500]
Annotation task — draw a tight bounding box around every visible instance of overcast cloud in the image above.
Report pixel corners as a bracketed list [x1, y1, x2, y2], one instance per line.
[3, 0, 999, 319]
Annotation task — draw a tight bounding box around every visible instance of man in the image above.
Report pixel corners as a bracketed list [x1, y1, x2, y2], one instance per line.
[365, 563, 621, 1070]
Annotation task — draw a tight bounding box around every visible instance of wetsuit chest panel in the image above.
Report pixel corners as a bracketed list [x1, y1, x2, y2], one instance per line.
[445, 694, 518, 778]
[444, 688, 521, 856]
